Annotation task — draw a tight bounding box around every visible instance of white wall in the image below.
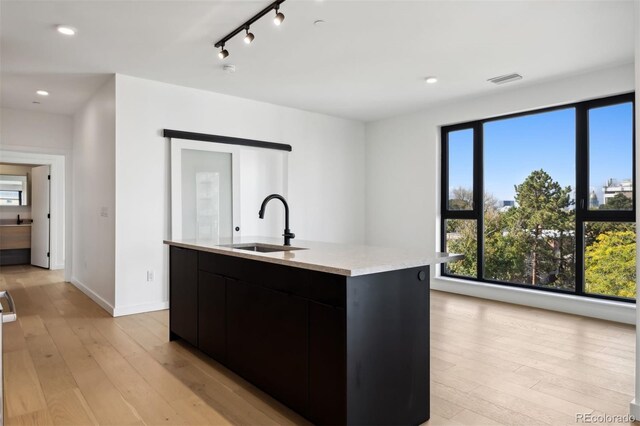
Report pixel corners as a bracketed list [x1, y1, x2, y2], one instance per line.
[114, 74, 365, 316]
[238, 148, 287, 237]
[0, 108, 72, 272]
[71, 77, 116, 312]
[0, 108, 73, 153]
[365, 63, 636, 322]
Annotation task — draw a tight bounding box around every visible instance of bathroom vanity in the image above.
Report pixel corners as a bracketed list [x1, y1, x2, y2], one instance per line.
[164, 237, 461, 425]
[0, 222, 32, 266]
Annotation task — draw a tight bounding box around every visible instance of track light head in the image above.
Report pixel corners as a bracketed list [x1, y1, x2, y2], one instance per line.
[274, 6, 284, 25]
[218, 46, 229, 59]
[244, 28, 255, 44]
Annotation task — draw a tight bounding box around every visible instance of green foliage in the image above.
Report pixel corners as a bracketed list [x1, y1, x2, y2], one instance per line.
[586, 194, 634, 246]
[489, 170, 574, 287]
[599, 193, 633, 210]
[585, 230, 636, 298]
[446, 171, 636, 299]
[445, 191, 499, 277]
[445, 219, 477, 277]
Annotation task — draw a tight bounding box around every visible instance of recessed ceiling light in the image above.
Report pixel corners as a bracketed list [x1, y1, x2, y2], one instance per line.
[425, 77, 438, 84]
[56, 25, 77, 36]
[32, 101, 41, 104]
[36, 90, 49, 96]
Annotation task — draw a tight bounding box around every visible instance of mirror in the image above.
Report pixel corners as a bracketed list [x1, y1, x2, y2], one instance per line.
[0, 174, 28, 206]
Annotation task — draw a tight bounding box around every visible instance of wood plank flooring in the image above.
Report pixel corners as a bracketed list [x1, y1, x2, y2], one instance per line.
[0, 265, 635, 425]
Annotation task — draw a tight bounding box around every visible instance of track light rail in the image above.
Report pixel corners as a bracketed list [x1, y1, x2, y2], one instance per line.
[214, 0, 286, 49]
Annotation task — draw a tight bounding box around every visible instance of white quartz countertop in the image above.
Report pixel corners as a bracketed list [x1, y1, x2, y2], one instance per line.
[164, 237, 463, 277]
[0, 223, 32, 227]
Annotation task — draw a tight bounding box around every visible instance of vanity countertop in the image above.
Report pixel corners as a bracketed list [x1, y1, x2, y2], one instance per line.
[164, 236, 462, 277]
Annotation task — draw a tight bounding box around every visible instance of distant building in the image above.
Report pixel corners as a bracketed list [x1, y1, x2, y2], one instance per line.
[498, 200, 514, 213]
[602, 179, 633, 205]
[589, 190, 599, 209]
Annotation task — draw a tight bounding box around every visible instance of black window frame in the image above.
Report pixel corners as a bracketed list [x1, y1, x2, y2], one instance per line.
[440, 92, 636, 303]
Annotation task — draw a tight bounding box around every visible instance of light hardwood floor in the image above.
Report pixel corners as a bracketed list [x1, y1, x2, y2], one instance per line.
[0, 265, 635, 425]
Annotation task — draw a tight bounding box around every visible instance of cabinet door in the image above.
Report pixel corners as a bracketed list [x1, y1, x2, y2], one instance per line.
[309, 303, 346, 424]
[169, 246, 198, 346]
[198, 271, 226, 361]
[227, 280, 309, 414]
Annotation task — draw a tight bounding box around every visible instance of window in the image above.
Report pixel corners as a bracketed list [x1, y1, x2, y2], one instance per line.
[447, 129, 474, 210]
[0, 190, 22, 206]
[441, 93, 635, 302]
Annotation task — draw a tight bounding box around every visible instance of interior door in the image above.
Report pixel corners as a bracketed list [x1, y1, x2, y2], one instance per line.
[171, 140, 241, 241]
[31, 165, 50, 268]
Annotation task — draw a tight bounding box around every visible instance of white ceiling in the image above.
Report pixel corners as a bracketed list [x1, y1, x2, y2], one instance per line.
[0, 0, 635, 121]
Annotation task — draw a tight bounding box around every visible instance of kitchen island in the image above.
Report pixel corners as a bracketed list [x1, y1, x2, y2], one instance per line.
[164, 237, 462, 425]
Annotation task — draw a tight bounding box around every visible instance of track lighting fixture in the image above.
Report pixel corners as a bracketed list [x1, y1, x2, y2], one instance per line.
[244, 28, 255, 44]
[218, 45, 229, 59]
[273, 6, 285, 26]
[214, 0, 286, 60]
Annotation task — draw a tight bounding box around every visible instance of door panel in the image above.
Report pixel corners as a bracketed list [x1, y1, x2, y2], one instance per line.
[309, 303, 346, 424]
[169, 247, 198, 346]
[170, 140, 240, 242]
[31, 165, 50, 268]
[198, 271, 227, 361]
[227, 280, 309, 413]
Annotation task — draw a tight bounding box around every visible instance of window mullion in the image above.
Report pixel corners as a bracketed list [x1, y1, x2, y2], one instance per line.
[575, 104, 588, 297]
[475, 122, 484, 281]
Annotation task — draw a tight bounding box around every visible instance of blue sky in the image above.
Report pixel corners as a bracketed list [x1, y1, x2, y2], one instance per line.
[448, 102, 633, 204]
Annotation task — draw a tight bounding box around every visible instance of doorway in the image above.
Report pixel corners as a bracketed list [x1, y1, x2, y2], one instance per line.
[0, 151, 65, 274]
[0, 163, 51, 268]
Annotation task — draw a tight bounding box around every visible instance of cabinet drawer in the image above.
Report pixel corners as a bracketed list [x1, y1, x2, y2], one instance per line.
[199, 251, 345, 307]
[0, 226, 31, 250]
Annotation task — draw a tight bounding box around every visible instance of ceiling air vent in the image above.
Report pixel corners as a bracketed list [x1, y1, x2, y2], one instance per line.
[487, 73, 523, 85]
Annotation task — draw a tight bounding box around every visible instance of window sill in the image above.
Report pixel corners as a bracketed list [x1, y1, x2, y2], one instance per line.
[432, 275, 635, 324]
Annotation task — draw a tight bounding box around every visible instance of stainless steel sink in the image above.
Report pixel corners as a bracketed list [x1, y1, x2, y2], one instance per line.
[225, 243, 307, 253]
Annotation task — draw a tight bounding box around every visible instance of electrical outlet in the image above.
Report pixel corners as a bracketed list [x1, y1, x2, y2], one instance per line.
[146, 270, 154, 282]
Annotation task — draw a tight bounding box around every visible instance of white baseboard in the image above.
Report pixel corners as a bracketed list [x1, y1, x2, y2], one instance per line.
[70, 277, 115, 316]
[51, 262, 65, 271]
[113, 301, 169, 317]
[69, 277, 168, 317]
[630, 400, 640, 421]
[433, 276, 635, 324]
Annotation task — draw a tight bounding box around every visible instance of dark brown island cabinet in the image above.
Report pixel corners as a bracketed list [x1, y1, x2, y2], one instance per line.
[165, 239, 462, 425]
